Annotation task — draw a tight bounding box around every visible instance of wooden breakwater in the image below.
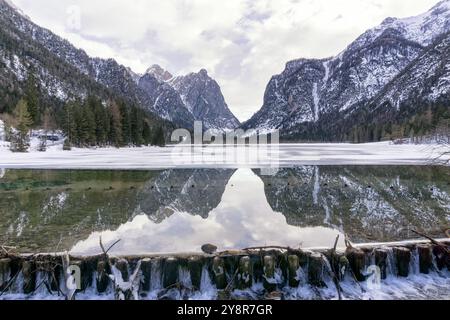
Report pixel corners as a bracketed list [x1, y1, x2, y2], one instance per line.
[0, 239, 449, 300]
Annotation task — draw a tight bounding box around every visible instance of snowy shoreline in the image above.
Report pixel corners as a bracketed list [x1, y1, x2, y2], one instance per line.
[0, 140, 448, 169]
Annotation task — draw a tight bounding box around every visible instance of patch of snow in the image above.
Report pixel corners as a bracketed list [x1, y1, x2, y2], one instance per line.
[0, 142, 448, 169]
[312, 83, 320, 122]
[322, 60, 330, 85]
[0, 120, 4, 141]
[313, 166, 320, 205]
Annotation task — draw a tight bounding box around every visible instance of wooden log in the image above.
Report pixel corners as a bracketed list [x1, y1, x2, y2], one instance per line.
[346, 248, 366, 281]
[432, 245, 450, 271]
[115, 259, 129, 282]
[374, 249, 389, 280]
[263, 255, 276, 291]
[394, 247, 411, 277]
[0, 258, 11, 290]
[22, 260, 36, 294]
[163, 258, 179, 288]
[308, 253, 326, 287]
[139, 258, 152, 293]
[237, 256, 253, 289]
[417, 244, 433, 274]
[211, 257, 227, 290]
[188, 256, 203, 290]
[96, 260, 110, 293]
[287, 255, 300, 287]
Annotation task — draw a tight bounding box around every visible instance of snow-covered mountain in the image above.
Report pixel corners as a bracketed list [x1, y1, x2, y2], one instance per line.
[0, 0, 239, 131]
[169, 69, 240, 130]
[145, 64, 173, 82]
[138, 73, 196, 129]
[138, 66, 240, 131]
[369, 31, 450, 110]
[243, 0, 450, 138]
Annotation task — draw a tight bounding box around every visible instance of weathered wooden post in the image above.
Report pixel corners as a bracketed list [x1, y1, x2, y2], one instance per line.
[394, 247, 411, 277]
[237, 256, 253, 289]
[115, 259, 129, 282]
[211, 257, 227, 290]
[71, 259, 95, 291]
[96, 260, 110, 293]
[374, 248, 389, 279]
[139, 258, 152, 293]
[417, 244, 433, 274]
[346, 248, 366, 281]
[263, 255, 276, 291]
[188, 256, 203, 290]
[432, 245, 449, 271]
[22, 260, 36, 294]
[0, 258, 11, 291]
[308, 253, 326, 287]
[287, 255, 300, 287]
[163, 257, 179, 288]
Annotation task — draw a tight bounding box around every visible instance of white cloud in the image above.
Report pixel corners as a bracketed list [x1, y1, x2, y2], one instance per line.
[11, 0, 441, 121]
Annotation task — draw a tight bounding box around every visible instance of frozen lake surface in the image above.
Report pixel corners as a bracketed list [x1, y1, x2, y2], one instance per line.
[0, 142, 448, 169]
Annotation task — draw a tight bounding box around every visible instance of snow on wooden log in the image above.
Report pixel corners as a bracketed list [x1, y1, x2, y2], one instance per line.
[237, 256, 252, 289]
[263, 255, 276, 291]
[308, 253, 326, 287]
[287, 255, 300, 287]
[0, 239, 447, 298]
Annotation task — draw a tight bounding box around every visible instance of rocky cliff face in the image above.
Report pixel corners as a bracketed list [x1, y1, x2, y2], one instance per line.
[169, 69, 240, 130]
[243, 1, 450, 138]
[138, 73, 196, 129]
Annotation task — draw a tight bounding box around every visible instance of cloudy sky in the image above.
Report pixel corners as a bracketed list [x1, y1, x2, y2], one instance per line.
[11, 0, 441, 121]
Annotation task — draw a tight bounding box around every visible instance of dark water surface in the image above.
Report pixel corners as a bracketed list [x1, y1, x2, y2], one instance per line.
[0, 166, 448, 254]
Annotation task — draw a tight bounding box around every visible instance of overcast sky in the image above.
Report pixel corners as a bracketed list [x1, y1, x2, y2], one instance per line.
[11, 0, 441, 121]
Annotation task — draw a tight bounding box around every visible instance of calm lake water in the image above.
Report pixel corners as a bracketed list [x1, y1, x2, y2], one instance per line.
[0, 166, 449, 255]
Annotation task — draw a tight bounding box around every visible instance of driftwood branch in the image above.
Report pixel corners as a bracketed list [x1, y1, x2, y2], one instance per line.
[328, 235, 342, 300]
[344, 234, 354, 249]
[410, 230, 449, 254]
[99, 236, 143, 300]
[242, 246, 296, 252]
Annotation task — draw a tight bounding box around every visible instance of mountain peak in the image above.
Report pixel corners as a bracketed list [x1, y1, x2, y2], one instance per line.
[168, 69, 240, 130]
[145, 64, 173, 82]
[198, 68, 208, 76]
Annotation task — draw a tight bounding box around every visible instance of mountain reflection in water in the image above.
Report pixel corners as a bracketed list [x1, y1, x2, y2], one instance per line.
[0, 166, 449, 254]
[71, 169, 343, 255]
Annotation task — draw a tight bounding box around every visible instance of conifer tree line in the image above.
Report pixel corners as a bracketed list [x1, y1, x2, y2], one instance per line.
[284, 101, 450, 144]
[59, 97, 166, 150]
[1, 73, 167, 152]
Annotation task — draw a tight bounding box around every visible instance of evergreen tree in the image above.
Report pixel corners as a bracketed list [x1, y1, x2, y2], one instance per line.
[61, 101, 77, 148]
[142, 121, 152, 146]
[92, 99, 109, 146]
[25, 72, 40, 125]
[119, 102, 131, 146]
[10, 99, 33, 152]
[81, 104, 96, 146]
[108, 101, 123, 148]
[151, 126, 165, 147]
[130, 106, 144, 147]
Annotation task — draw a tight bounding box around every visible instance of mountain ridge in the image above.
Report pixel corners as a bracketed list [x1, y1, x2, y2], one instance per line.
[0, 0, 240, 131]
[243, 0, 450, 141]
